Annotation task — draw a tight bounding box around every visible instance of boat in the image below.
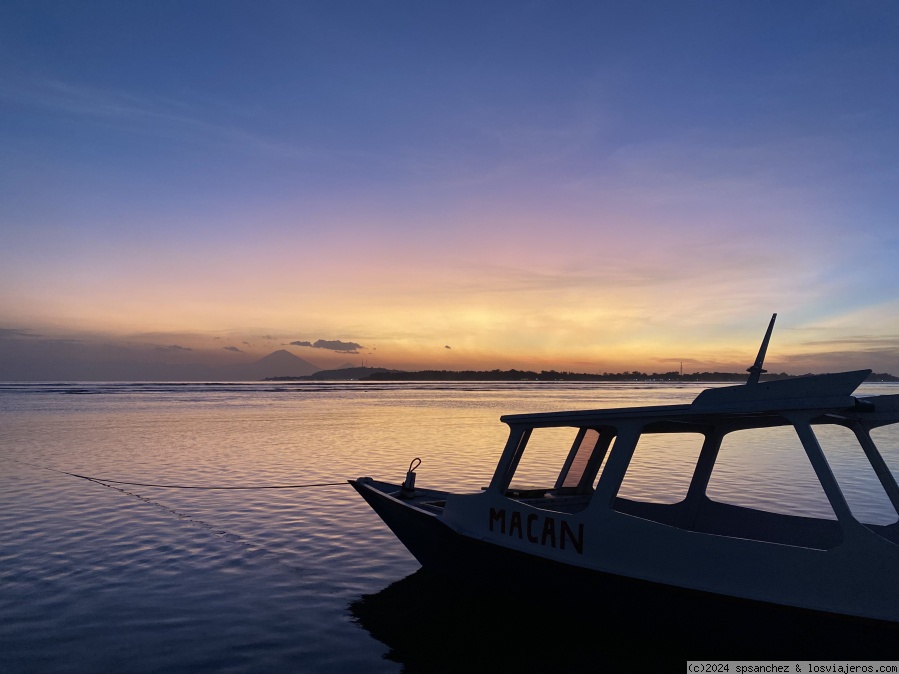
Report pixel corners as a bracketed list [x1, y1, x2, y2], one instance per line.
[350, 315, 899, 623]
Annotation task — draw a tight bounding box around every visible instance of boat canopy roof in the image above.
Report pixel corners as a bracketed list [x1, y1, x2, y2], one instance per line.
[500, 370, 899, 431]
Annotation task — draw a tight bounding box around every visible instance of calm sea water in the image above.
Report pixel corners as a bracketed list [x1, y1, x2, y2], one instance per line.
[2, 381, 898, 671]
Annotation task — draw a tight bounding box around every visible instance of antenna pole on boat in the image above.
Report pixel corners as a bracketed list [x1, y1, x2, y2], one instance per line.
[746, 313, 777, 385]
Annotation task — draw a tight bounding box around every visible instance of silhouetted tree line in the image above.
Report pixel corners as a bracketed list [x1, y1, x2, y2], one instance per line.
[270, 368, 898, 383]
[366, 369, 899, 383]
[363, 369, 899, 382]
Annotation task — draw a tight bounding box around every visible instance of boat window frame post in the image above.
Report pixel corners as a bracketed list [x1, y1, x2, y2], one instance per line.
[683, 426, 726, 528]
[850, 420, 899, 516]
[552, 426, 615, 495]
[576, 427, 616, 494]
[590, 422, 641, 510]
[788, 413, 856, 527]
[554, 427, 591, 491]
[486, 425, 532, 494]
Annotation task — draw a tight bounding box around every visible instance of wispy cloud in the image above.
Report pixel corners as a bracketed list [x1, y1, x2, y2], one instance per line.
[777, 347, 899, 374]
[290, 338, 364, 354]
[154, 344, 192, 352]
[0, 75, 312, 161]
[313, 339, 363, 352]
[798, 336, 899, 349]
[0, 327, 41, 339]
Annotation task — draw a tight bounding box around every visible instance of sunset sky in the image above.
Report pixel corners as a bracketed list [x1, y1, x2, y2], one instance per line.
[2, 2, 898, 379]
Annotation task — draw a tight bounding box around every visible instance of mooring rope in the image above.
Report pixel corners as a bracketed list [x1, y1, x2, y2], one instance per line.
[7, 458, 349, 490]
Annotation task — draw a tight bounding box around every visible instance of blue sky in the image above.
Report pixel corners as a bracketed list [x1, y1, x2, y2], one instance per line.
[1, 1, 898, 379]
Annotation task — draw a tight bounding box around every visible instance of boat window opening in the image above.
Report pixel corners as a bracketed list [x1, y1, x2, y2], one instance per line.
[855, 423, 899, 545]
[815, 425, 898, 526]
[613, 432, 705, 505]
[501, 426, 616, 512]
[506, 427, 583, 496]
[870, 425, 899, 486]
[491, 427, 533, 494]
[685, 424, 843, 550]
[707, 426, 836, 520]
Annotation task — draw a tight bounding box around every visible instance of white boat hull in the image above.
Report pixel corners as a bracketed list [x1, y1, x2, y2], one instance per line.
[353, 478, 899, 624]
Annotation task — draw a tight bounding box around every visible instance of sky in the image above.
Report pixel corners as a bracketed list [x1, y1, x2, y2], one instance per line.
[1, 1, 898, 379]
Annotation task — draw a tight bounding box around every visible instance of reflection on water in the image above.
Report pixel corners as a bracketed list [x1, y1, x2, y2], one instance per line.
[352, 569, 899, 670]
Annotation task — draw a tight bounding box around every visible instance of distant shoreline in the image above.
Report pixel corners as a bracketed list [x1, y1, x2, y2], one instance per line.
[265, 367, 899, 383]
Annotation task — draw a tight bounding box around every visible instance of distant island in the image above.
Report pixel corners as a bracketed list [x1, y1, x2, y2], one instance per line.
[266, 367, 899, 382]
[267, 366, 398, 381]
